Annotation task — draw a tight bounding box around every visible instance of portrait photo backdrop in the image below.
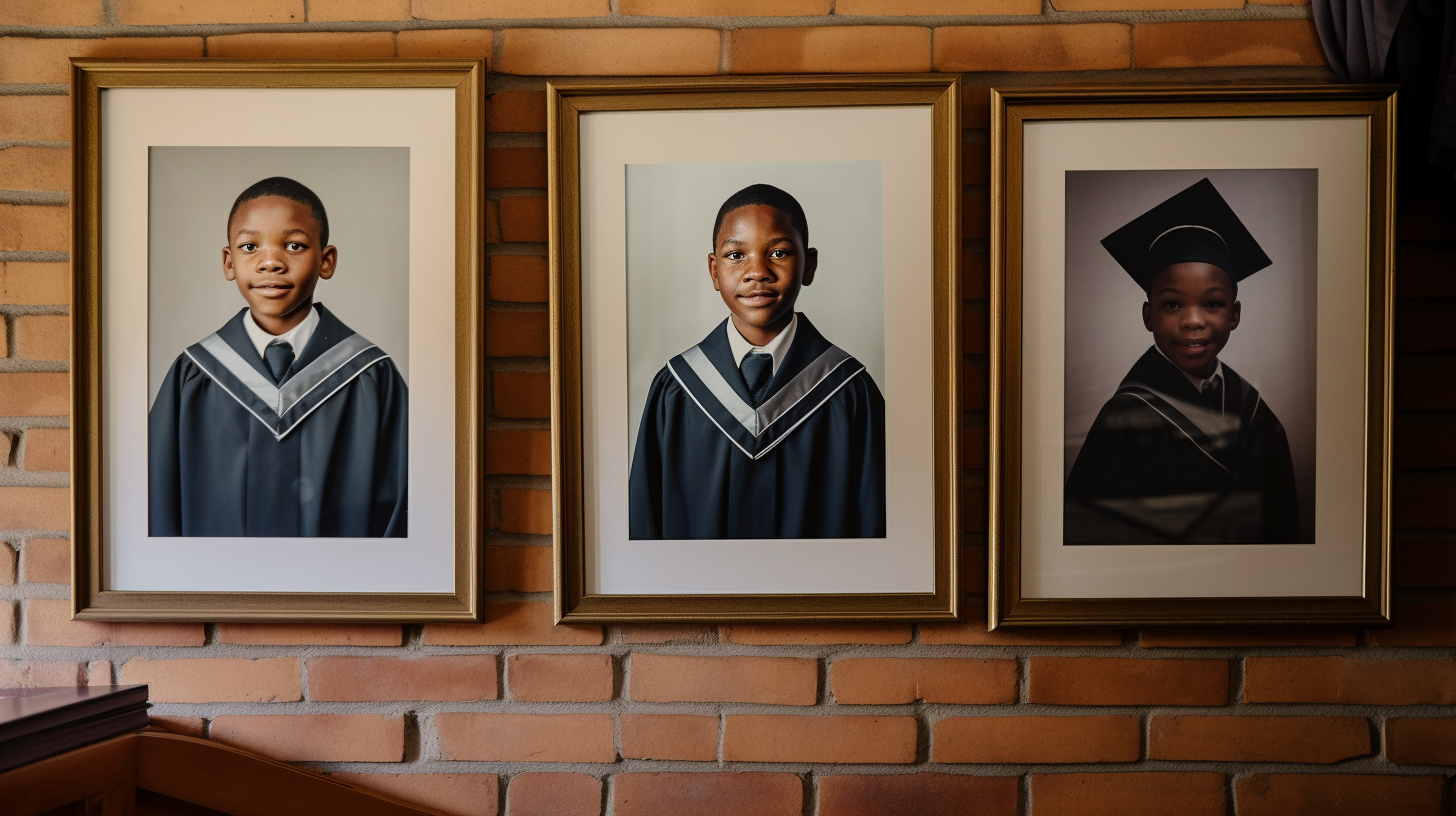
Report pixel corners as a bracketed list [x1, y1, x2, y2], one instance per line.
[147, 145, 411, 405]
[1063, 167, 1318, 541]
[624, 159, 885, 456]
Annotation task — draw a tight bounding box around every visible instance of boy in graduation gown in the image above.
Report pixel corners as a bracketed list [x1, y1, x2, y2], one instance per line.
[1065, 178, 1302, 544]
[628, 183, 886, 539]
[148, 177, 408, 537]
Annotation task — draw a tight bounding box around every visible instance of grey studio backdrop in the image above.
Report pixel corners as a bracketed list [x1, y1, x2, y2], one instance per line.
[147, 146, 410, 406]
[625, 160, 886, 456]
[1063, 168, 1318, 541]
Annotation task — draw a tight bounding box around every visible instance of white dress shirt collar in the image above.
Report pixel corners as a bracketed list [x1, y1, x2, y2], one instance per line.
[244, 303, 319, 362]
[1154, 344, 1224, 399]
[726, 313, 797, 376]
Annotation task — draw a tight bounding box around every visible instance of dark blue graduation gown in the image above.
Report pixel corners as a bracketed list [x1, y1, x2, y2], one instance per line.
[1064, 346, 1301, 544]
[148, 304, 408, 537]
[628, 314, 886, 539]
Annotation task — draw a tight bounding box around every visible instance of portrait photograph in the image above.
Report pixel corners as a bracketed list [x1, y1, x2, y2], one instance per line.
[550, 76, 962, 621]
[989, 86, 1396, 628]
[71, 60, 485, 621]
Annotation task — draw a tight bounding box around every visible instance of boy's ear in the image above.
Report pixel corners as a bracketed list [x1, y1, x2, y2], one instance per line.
[707, 252, 722, 292]
[222, 246, 237, 281]
[1229, 298, 1241, 331]
[1141, 300, 1152, 332]
[802, 247, 818, 286]
[319, 245, 338, 280]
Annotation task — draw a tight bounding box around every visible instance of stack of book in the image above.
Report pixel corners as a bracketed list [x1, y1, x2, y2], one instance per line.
[0, 685, 150, 773]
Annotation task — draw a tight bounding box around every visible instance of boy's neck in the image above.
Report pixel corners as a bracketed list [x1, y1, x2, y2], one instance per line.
[730, 313, 791, 348]
[251, 299, 314, 336]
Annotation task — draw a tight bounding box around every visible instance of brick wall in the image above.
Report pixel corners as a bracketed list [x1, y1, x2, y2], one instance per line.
[3, 2, 1452, 816]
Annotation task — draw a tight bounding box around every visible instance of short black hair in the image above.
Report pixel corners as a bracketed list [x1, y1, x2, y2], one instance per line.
[711, 183, 809, 249]
[227, 176, 330, 247]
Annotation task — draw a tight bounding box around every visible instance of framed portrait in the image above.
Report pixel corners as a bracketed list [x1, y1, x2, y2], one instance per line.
[549, 76, 961, 622]
[71, 60, 486, 621]
[989, 85, 1396, 628]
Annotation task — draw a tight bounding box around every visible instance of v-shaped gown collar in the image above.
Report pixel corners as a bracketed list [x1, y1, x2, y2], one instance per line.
[1114, 346, 1261, 477]
[182, 304, 392, 441]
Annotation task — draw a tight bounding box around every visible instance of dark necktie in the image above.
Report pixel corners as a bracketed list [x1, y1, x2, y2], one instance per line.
[741, 351, 773, 406]
[1200, 374, 1223, 414]
[265, 341, 294, 384]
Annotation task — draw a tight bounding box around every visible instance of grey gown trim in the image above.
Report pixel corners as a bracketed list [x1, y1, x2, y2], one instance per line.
[1118, 387, 1263, 478]
[678, 344, 855, 437]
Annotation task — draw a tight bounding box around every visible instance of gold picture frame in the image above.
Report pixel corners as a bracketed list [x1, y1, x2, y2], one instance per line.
[549, 75, 961, 622]
[71, 59, 486, 621]
[989, 85, 1396, 628]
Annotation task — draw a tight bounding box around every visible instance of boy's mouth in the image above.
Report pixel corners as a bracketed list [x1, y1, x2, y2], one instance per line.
[738, 291, 778, 307]
[252, 282, 294, 298]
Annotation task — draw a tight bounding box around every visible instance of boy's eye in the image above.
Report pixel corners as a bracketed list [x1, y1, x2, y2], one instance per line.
[769, 248, 791, 259]
[725, 251, 744, 260]
[239, 243, 257, 252]
[286, 242, 306, 252]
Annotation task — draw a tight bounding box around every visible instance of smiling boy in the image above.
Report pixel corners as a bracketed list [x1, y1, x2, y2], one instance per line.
[149, 176, 408, 537]
[628, 183, 886, 539]
[1064, 178, 1301, 544]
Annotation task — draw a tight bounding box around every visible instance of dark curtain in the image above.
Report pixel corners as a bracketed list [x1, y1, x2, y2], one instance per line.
[1313, 0, 1456, 191]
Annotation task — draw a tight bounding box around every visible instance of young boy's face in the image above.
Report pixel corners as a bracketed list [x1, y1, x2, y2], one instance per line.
[707, 204, 817, 346]
[223, 195, 336, 335]
[1141, 261, 1241, 380]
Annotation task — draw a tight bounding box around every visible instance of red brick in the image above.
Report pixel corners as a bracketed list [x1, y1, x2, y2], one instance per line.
[719, 623, 910, 645]
[308, 655, 498, 701]
[508, 653, 613, 702]
[1139, 626, 1358, 647]
[963, 188, 989, 241]
[86, 661, 112, 686]
[216, 622, 403, 646]
[331, 774, 499, 816]
[617, 625, 714, 644]
[1397, 366, 1456, 412]
[491, 255, 549, 302]
[1244, 657, 1456, 705]
[1395, 481, 1456, 525]
[1057, 0, 1237, 8]
[1029, 657, 1228, 706]
[622, 0, 829, 12]
[437, 713, 615, 762]
[15, 315, 67, 362]
[500, 28, 719, 76]
[962, 141, 989, 187]
[487, 91, 547, 133]
[828, 775, 1019, 816]
[0, 660, 85, 687]
[0, 37, 203, 84]
[935, 24, 1132, 72]
[0, 205, 66, 252]
[484, 429, 552, 475]
[0, 146, 68, 192]
[120, 657, 300, 703]
[1395, 420, 1456, 466]
[309, 0, 410, 21]
[25, 599, 204, 647]
[963, 85, 992, 130]
[487, 147, 547, 189]
[423, 600, 603, 646]
[207, 32, 395, 58]
[630, 654, 816, 705]
[211, 714, 404, 762]
[1133, 20, 1324, 68]
[484, 545, 552, 592]
[1385, 718, 1456, 764]
[933, 716, 1140, 764]
[486, 199, 502, 243]
[117, 0, 301, 24]
[499, 197, 549, 242]
[0, 374, 67, 418]
[148, 716, 206, 738]
[414, 0, 608, 18]
[500, 489, 552, 534]
[1369, 602, 1456, 646]
[1, 601, 14, 645]
[1150, 715, 1370, 763]
[963, 309, 988, 355]
[0, 0, 102, 25]
[724, 715, 917, 763]
[620, 714, 718, 761]
[508, 773, 600, 816]
[1395, 542, 1456, 587]
[840, 0, 1038, 11]
[1397, 243, 1456, 296]
[1235, 774, 1442, 816]
[486, 310, 549, 357]
[396, 28, 493, 57]
[614, 773, 802, 816]
[1031, 773, 1225, 816]
[1396, 305, 1456, 353]
[0, 544, 12, 586]
[730, 27, 930, 73]
[494, 371, 550, 418]
[921, 608, 1122, 646]
[831, 658, 1016, 705]
[0, 262, 69, 306]
[22, 429, 67, 474]
[962, 252, 989, 300]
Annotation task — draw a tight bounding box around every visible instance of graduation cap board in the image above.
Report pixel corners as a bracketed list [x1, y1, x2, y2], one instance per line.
[1100, 177, 1272, 292]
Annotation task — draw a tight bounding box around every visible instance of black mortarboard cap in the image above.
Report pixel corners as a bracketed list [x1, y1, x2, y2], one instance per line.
[1100, 177, 1271, 293]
